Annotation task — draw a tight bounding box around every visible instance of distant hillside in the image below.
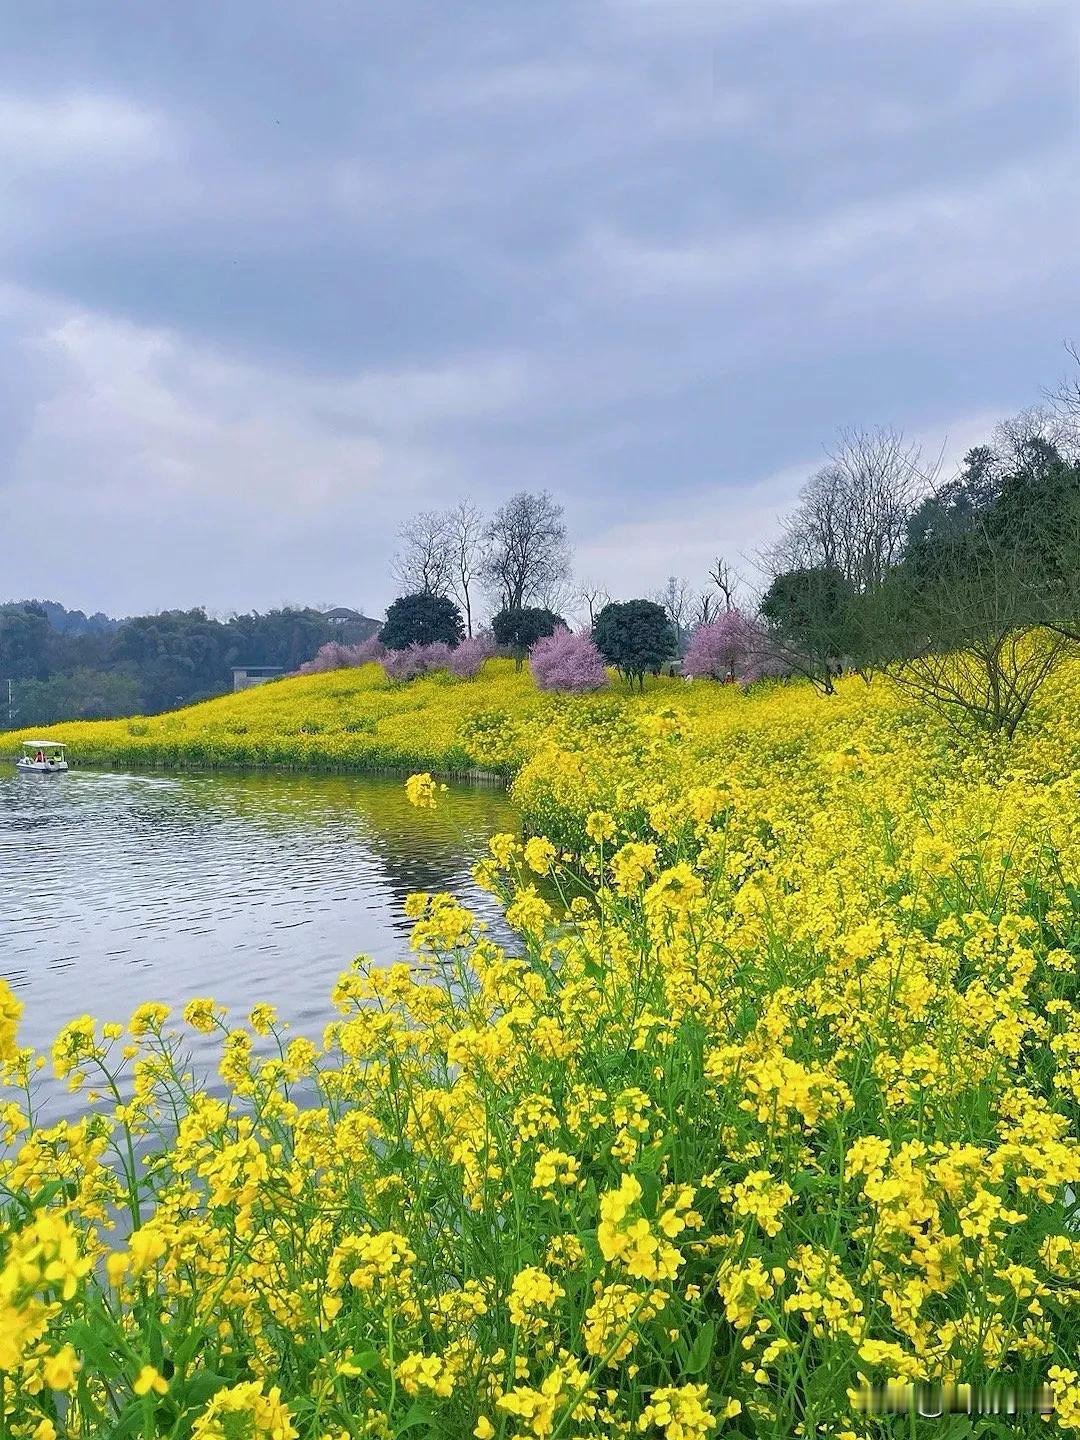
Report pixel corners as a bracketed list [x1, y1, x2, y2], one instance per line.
[24, 599, 123, 636]
[1, 601, 382, 729]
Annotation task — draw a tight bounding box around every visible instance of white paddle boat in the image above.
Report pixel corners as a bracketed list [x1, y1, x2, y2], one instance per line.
[16, 740, 69, 774]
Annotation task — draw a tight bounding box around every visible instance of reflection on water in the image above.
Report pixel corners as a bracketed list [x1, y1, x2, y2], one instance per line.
[0, 767, 516, 1083]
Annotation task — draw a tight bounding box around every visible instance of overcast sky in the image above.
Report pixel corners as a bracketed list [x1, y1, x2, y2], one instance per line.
[2, 0, 1078, 620]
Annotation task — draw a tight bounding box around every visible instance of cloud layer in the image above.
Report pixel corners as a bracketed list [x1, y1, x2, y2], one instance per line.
[1, 0, 1077, 617]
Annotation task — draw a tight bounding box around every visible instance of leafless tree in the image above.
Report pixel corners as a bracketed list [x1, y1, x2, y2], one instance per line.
[481, 491, 571, 613]
[995, 404, 1073, 471]
[691, 556, 741, 626]
[1045, 341, 1080, 450]
[536, 575, 578, 621]
[693, 589, 719, 627]
[577, 582, 610, 629]
[391, 510, 454, 597]
[651, 576, 695, 653]
[709, 557, 738, 613]
[892, 633, 1070, 738]
[765, 427, 930, 593]
[445, 500, 486, 637]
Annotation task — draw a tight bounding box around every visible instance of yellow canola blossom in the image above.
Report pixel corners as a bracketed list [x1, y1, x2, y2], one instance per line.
[1, 659, 1079, 1436]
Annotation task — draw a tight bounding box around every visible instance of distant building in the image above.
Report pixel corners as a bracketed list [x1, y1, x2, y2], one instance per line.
[232, 665, 285, 691]
[320, 608, 381, 643]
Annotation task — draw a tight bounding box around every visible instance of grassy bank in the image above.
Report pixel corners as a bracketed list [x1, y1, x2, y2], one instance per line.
[2, 661, 1079, 1437]
[3, 660, 558, 777]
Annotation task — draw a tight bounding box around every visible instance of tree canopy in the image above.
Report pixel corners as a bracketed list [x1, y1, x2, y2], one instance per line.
[490, 607, 563, 667]
[1, 603, 377, 728]
[759, 566, 857, 693]
[380, 593, 464, 651]
[593, 599, 676, 689]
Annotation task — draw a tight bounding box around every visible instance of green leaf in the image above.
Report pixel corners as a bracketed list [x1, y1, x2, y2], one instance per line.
[29, 1180, 68, 1211]
[685, 1319, 715, 1375]
[66, 1319, 120, 1377]
[107, 1399, 151, 1440]
[395, 1400, 437, 1435]
[172, 1371, 233, 1412]
[639, 1169, 661, 1212]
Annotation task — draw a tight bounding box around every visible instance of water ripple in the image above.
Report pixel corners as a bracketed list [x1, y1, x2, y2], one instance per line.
[0, 767, 516, 1100]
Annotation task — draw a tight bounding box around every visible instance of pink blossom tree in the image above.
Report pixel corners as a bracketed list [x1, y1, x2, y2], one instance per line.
[297, 636, 385, 674]
[347, 635, 387, 666]
[529, 627, 609, 692]
[683, 610, 765, 684]
[420, 641, 455, 672]
[381, 635, 496, 683]
[381, 644, 431, 682]
[448, 632, 495, 679]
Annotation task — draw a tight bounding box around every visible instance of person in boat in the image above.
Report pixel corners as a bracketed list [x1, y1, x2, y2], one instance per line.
[35, 750, 44, 764]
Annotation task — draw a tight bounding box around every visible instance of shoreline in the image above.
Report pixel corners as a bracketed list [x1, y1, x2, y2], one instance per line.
[1, 751, 512, 787]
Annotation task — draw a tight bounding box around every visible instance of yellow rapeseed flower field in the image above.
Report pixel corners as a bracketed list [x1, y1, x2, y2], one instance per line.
[2, 659, 1079, 1437]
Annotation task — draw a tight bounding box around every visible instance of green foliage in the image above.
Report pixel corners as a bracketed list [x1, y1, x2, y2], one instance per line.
[490, 607, 563, 667]
[759, 567, 858, 693]
[760, 566, 854, 651]
[592, 599, 676, 689]
[0, 602, 50, 681]
[13, 667, 142, 727]
[1, 603, 374, 727]
[381, 593, 465, 650]
[904, 439, 1080, 621]
[904, 446, 1003, 578]
[882, 438, 1080, 734]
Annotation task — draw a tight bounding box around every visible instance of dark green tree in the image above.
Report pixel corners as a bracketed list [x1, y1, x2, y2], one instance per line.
[592, 599, 676, 690]
[14, 667, 142, 727]
[993, 440, 1080, 631]
[902, 434, 1080, 637]
[904, 447, 1002, 583]
[0, 603, 50, 681]
[380, 593, 464, 650]
[110, 609, 231, 711]
[2, 599, 374, 724]
[884, 428, 1080, 735]
[758, 567, 856, 694]
[226, 608, 342, 672]
[490, 607, 563, 669]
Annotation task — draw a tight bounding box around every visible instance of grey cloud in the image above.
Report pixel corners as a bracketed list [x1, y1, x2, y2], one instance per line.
[0, 0, 1075, 617]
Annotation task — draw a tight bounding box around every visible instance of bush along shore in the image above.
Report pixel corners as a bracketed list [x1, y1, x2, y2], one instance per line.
[2, 659, 1080, 1437]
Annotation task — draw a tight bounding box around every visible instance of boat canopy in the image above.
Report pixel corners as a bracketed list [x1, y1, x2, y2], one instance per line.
[22, 740, 65, 751]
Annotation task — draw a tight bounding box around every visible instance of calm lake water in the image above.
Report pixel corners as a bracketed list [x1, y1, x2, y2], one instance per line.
[0, 767, 516, 1101]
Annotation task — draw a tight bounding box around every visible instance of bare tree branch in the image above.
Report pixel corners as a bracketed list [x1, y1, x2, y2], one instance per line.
[577, 582, 610, 628]
[709, 557, 737, 613]
[651, 576, 694, 653]
[445, 500, 486, 637]
[761, 428, 933, 596]
[481, 491, 571, 613]
[391, 510, 454, 598]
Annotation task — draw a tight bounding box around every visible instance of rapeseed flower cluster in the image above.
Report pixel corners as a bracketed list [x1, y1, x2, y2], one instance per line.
[1, 660, 1079, 1435]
